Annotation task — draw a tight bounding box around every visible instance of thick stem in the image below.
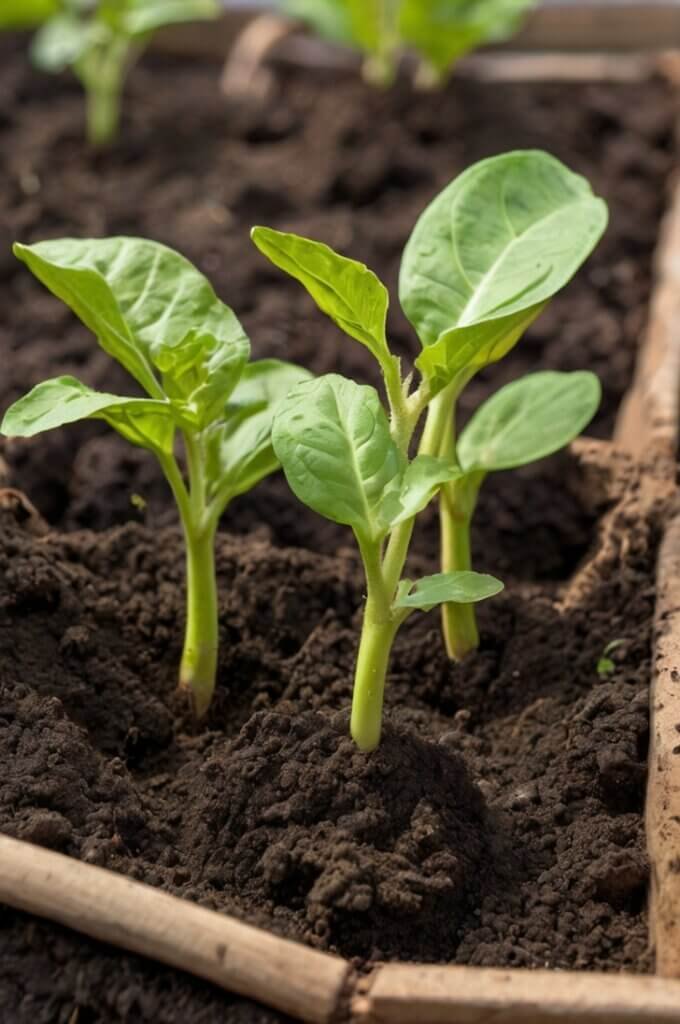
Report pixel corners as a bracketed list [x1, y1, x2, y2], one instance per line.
[86, 79, 122, 147]
[77, 39, 129, 147]
[350, 596, 398, 752]
[179, 523, 219, 717]
[440, 494, 478, 660]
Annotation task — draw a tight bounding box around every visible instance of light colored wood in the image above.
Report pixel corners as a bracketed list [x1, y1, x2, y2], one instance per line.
[0, 833, 351, 1024]
[648, 514, 680, 978]
[615, 177, 680, 462]
[353, 965, 680, 1023]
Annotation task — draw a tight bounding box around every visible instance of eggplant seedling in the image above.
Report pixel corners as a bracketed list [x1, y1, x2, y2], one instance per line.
[1, 237, 310, 716]
[9, 0, 220, 146]
[252, 150, 606, 747]
[281, 0, 536, 87]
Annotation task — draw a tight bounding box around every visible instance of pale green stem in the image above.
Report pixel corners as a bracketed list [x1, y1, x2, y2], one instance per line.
[439, 486, 478, 660]
[77, 37, 131, 147]
[160, 437, 220, 718]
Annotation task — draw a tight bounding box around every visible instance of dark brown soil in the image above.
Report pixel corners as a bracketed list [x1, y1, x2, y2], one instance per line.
[0, 32, 678, 1024]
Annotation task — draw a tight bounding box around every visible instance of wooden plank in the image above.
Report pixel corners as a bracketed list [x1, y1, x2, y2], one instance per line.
[615, 177, 680, 462]
[353, 965, 680, 1023]
[648, 515, 680, 978]
[0, 834, 351, 1024]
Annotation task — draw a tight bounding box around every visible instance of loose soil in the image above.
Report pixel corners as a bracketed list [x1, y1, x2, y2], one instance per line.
[0, 33, 678, 1024]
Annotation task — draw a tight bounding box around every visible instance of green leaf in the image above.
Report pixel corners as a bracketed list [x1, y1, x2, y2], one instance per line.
[251, 227, 391, 369]
[379, 454, 460, 528]
[458, 371, 601, 473]
[272, 374, 403, 542]
[395, 571, 504, 612]
[280, 0, 355, 44]
[415, 302, 544, 398]
[399, 0, 535, 74]
[31, 13, 104, 72]
[206, 360, 313, 505]
[13, 238, 250, 418]
[400, 151, 607, 389]
[0, 0, 59, 28]
[0, 376, 174, 453]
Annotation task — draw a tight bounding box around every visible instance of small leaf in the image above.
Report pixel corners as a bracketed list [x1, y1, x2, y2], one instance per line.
[400, 152, 607, 389]
[395, 571, 504, 612]
[206, 360, 312, 505]
[13, 238, 250, 416]
[399, 0, 535, 74]
[251, 227, 391, 368]
[458, 371, 601, 473]
[31, 13, 103, 71]
[415, 303, 544, 398]
[379, 454, 460, 528]
[1, 376, 174, 453]
[272, 374, 403, 542]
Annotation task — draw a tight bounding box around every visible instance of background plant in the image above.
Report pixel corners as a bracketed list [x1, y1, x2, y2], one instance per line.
[1, 237, 310, 717]
[281, 0, 537, 86]
[0, 0, 220, 146]
[253, 151, 607, 746]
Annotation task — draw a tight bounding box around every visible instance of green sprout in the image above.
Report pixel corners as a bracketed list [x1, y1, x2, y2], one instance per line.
[252, 150, 606, 749]
[597, 639, 625, 678]
[1, 237, 310, 716]
[281, 0, 537, 87]
[1, 0, 220, 146]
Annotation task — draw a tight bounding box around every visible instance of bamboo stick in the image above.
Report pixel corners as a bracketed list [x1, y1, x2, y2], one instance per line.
[0, 833, 351, 1024]
[647, 515, 680, 978]
[615, 177, 680, 462]
[352, 964, 680, 1023]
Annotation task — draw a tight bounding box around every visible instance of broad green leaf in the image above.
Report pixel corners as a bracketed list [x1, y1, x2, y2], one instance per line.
[395, 570, 504, 612]
[13, 238, 250, 418]
[379, 454, 460, 528]
[400, 151, 607, 388]
[251, 227, 391, 368]
[1, 376, 174, 453]
[458, 370, 601, 472]
[31, 13, 104, 72]
[206, 360, 312, 505]
[272, 374, 403, 542]
[415, 302, 544, 398]
[399, 0, 536, 74]
[0, 0, 59, 28]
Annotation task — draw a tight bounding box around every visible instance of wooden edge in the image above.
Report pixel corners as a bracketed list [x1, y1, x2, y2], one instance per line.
[0, 833, 352, 1024]
[647, 514, 680, 978]
[615, 174, 680, 463]
[351, 964, 680, 1023]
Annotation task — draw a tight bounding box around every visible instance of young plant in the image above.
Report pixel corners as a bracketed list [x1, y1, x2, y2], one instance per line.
[253, 150, 607, 746]
[21, 0, 219, 146]
[281, 0, 537, 86]
[1, 237, 310, 717]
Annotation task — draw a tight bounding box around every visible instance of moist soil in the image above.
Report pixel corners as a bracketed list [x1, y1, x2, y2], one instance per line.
[0, 34, 678, 1024]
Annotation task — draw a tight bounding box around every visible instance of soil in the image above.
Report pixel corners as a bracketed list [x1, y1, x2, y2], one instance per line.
[0, 32, 678, 1024]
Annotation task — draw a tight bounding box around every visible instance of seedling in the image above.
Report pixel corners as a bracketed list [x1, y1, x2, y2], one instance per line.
[253, 151, 606, 748]
[1, 237, 310, 716]
[281, 0, 537, 86]
[597, 639, 625, 678]
[2, 0, 220, 146]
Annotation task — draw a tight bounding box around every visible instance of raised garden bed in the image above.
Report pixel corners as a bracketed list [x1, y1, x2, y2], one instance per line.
[1, 25, 680, 1024]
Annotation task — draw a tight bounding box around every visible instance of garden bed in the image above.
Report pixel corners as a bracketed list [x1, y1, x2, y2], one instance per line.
[1, 33, 680, 1024]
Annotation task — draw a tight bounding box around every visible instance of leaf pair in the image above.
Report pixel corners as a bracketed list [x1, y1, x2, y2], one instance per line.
[253, 151, 608, 404]
[3, 238, 309, 506]
[281, 0, 538, 80]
